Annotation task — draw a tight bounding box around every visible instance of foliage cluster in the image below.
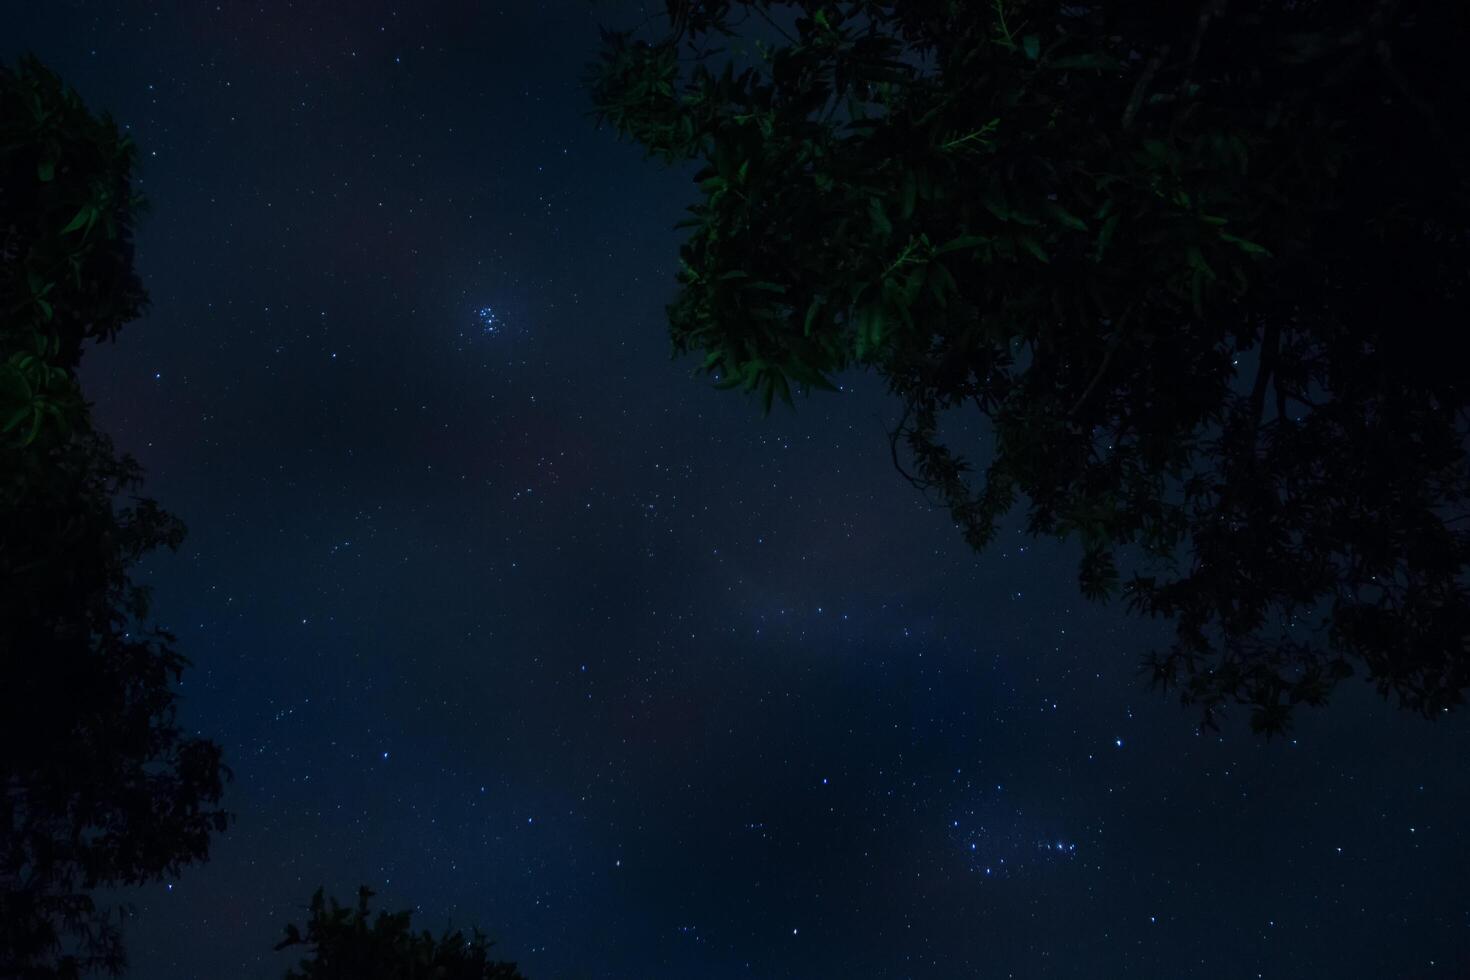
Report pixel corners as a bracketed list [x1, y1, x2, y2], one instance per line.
[275, 887, 527, 980]
[0, 55, 229, 979]
[585, 0, 1470, 731]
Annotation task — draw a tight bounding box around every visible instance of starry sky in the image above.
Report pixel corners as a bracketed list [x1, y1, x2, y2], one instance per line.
[7, 3, 1469, 978]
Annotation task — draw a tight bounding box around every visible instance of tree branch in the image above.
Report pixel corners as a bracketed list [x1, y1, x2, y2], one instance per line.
[1274, 361, 1290, 426]
[884, 401, 928, 492]
[1235, 319, 1280, 468]
[1251, 321, 1280, 429]
[1067, 307, 1133, 419]
[752, 3, 797, 45]
[1068, 345, 1114, 419]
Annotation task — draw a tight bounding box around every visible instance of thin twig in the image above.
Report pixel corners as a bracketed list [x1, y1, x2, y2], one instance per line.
[1274, 353, 1290, 427]
[1068, 345, 1114, 419]
[885, 402, 920, 487]
[1067, 307, 1132, 418]
[752, 4, 797, 45]
[1230, 319, 1281, 475]
[883, 400, 940, 498]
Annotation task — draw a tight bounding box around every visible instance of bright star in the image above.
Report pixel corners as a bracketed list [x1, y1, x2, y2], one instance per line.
[477, 306, 501, 335]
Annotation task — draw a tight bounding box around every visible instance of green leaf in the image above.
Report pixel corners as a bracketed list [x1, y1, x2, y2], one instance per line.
[61, 207, 91, 234]
[1219, 231, 1272, 256]
[935, 233, 989, 255]
[855, 305, 885, 360]
[774, 370, 793, 408]
[743, 361, 764, 392]
[900, 169, 917, 221]
[982, 193, 1011, 222]
[1022, 34, 1040, 61]
[743, 280, 786, 294]
[1044, 201, 1087, 231]
[986, 190, 1039, 226]
[37, 159, 54, 181]
[868, 197, 891, 237]
[1185, 245, 1216, 280]
[1046, 53, 1124, 71]
[1019, 235, 1050, 263]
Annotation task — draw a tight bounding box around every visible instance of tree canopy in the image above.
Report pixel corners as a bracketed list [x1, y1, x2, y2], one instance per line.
[583, 0, 1470, 732]
[275, 886, 527, 980]
[0, 55, 229, 977]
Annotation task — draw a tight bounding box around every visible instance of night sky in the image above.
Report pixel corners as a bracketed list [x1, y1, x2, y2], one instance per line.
[7, 3, 1469, 978]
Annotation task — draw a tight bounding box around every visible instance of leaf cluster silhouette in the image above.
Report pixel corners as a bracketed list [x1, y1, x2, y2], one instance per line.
[583, 0, 1470, 732]
[1, 55, 230, 978]
[274, 887, 527, 980]
[1, 56, 528, 980]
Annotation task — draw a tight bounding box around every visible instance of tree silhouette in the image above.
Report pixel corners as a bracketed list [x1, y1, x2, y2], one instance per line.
[1, 56, 230, 977]
[583, 0, 1470, 732]
[274, 886, 527, 980]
